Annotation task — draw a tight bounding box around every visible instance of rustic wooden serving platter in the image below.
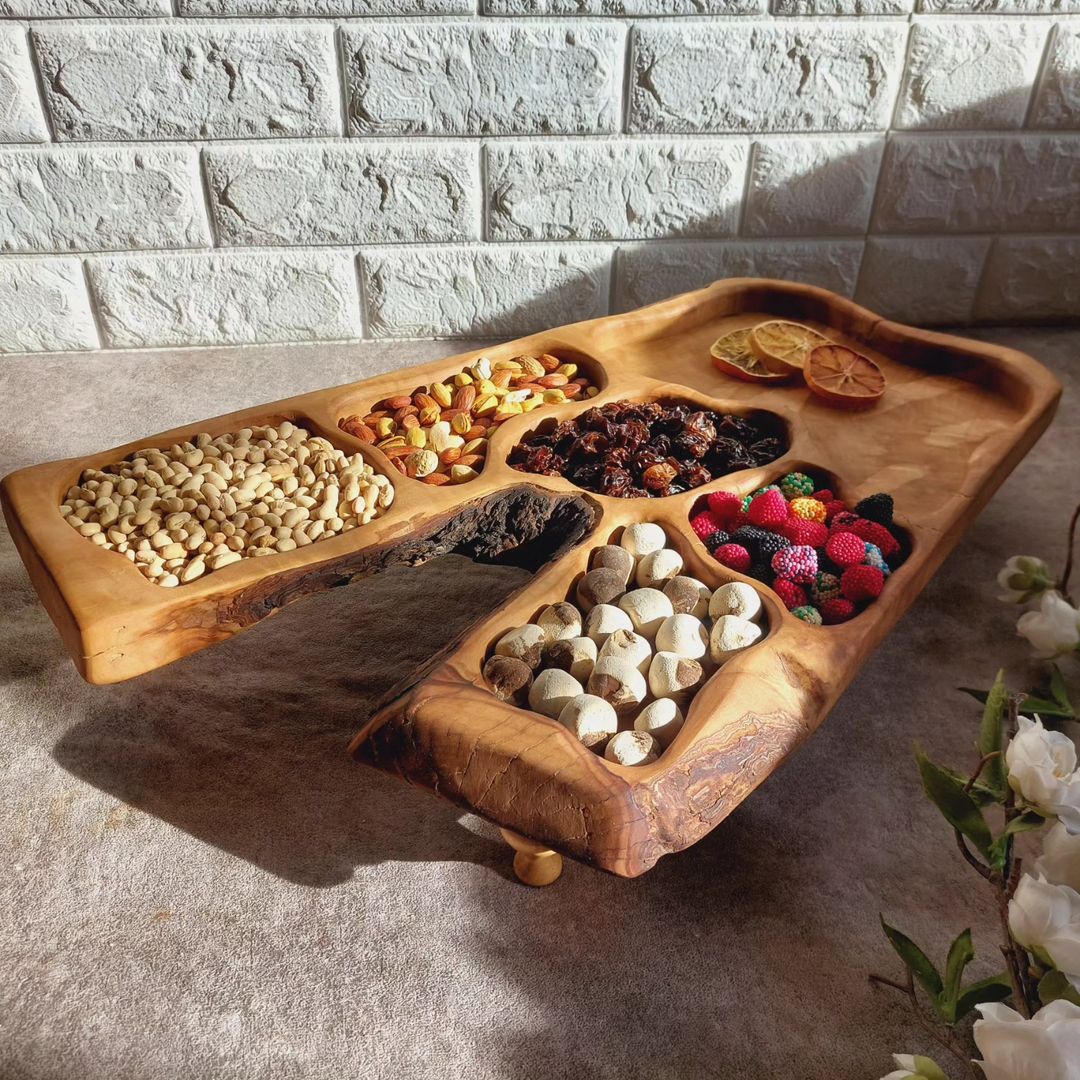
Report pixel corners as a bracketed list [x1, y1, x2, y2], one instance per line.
[1, 280, 1061, 880]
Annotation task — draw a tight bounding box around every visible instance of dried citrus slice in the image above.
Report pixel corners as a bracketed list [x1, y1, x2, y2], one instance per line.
[749, 320, 832, 375]
[805, 344, 886, 409]
[710, 328, 790, 384]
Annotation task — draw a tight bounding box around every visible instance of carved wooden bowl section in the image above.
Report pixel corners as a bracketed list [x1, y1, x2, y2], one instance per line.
[1, 279, 1061, 880]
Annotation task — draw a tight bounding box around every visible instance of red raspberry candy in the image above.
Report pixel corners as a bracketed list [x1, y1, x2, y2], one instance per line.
[826, 532, 867, 568]
[781, 519, 829, 548]
[820, 597, 857, 624]
[824, 500, 848, 522]
[771, 545, 818, 584]
[714, 543, 751, 573]
[852, 519, 900, 558]
[747, 489, 789, 528]
[773, 579, 808, 610]
[841, 565, 885, 602]
[690, 511, 722, 540]
[812, 489, 834, 503]
[829, 511, 861, 535]
[706, 491, 742, 527]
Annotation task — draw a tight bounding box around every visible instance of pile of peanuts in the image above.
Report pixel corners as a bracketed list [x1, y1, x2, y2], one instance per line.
[339, 353, 598, 485]
[59, 422, 394, 588]
[482, 523, 767, 767]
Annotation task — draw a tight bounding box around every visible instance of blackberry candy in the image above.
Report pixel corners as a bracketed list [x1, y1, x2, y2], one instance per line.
[854, 493, 894, 527]
[703, 529, 731, 554]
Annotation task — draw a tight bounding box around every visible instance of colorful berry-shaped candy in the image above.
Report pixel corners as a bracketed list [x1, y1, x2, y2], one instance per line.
[741, 485, 780, 512]
[823, 500, 848, 523]
[789, 497, 827, 523]
[773, 579, 808, 610]
[792, 605, 823, 626]
[829, 511, 860, 535]
[820, 597, 857, 624]
[703, 529, 731, 554]
[706, 490, 742, 527]
[747, 562, 772, 583]
[758, 532, 792, 561]
[852, 519, 901, 559]
[714, 543, 751, 573]
[812, 488, 835, 503]
[747, 488, 789, 528]
[690, 511, 722, 540]
[810, 571, 842, 605]
[863, 542, 891, 576]
[841, 565, 885, 602]
[780, 472, 815, 500]
[780, 518, 829, 548]
[771, 545, 818, 584]
[854, 492, 894, 526]
[825, 532, 867, 568]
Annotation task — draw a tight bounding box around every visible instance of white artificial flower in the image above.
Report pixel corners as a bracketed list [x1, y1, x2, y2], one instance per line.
[1006, 715, 1080, 834]
[1016, 592, 1080, 658]
[1008, 874, 1080, 991]
[881, 1053, 948, 1080]
[974, 1000, 1080, 1080]
[1036, 822, 1080, 893]
[998, 555, 1054, 604]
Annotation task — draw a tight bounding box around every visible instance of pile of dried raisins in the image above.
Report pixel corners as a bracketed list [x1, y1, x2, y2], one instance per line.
[507, 401, 786, 498]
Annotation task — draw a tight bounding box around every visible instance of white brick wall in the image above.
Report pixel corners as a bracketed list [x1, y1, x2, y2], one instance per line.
[0, 10, 1076, 353]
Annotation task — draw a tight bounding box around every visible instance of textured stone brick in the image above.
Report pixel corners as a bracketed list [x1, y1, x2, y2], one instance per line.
[361, 246, 612, 338]
[342, 23, 623, 137]
[855, 236, 990, 325]
[873, 135, 1080, 233]
[0, 0, 167, 12]
[614, 240, 863, 311]
[0, 147, 209, 254]
[180, 0, 465, 10]
[773, 0, 911, 11]
[628, 23, 905, 134]
[894, 22, 1047, 130]
[0, 258, 98, 353]
[744, 137, 883, 237]
[484, 0, 761, 12]
[485, 139, 747, 242]
[33, 25, 340, 141]
[87, 252, 361, 348]
[918, 0, 1079, 11]
[0, 27, 50, 143]
[205, 143, 478, 247]
[976, 236, 1080, 321]
[1030, 25, 1080, 128]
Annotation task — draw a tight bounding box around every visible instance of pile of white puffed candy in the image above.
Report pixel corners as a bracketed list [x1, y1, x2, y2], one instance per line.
[482, 522, 767, 766]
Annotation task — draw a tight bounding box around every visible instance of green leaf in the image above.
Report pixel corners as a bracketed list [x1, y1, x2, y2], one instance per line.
[881, 917, 944, 1002]
[1018, 696, 1075, 718]
[958, 687, 989, 705]
[978, 670, 1008, 798]
[1049, 664, 1073, 712]
[955, 972, 1013, 1019]
[1038, 970, 1080, 1007]
[941, 929, 974, 1022]
[917, 746, 993, 859]
[988, 811, 1047, 870]
[912, 1057, 950, 1080]
[936, 764, 1000, 806]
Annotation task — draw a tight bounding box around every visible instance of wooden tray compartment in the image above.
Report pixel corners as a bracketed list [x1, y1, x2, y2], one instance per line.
[1, 279, 1061, 878]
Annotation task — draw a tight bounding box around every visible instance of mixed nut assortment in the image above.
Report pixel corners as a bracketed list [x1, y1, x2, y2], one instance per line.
[507, 400, 785, 498]
[689, 471, 905, 625]
[339, 354, 598, 485]
[482, 523, 767, 766]
[59, 422, 393, 587]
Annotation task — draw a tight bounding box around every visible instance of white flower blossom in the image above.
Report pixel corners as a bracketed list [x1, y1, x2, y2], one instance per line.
[974, 1000, 1080, 1080]
[1008, 874, 1080, 992]
[1016, 592, 1080, 659]
[998, 555, 1054, 604]
[1006, 716, 1080, 834]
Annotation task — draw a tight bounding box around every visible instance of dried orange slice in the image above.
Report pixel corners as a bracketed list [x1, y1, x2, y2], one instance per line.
[805, 345, 886, 409]
[749, 320, 832, 375]
[710, 328, 790, 384]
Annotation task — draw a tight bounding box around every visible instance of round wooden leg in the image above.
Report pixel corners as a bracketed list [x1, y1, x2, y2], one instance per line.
[500, 828, 563, 887]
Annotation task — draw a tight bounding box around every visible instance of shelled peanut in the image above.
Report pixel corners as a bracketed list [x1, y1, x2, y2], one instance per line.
[339, 353, 598, 485]
[481, 523, 767, 767]
[58, 422, 394, 588]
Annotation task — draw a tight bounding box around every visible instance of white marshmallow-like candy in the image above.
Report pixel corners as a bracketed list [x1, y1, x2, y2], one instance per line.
[536, 602, 582, 643]
[528, 668, 584, 719]
[558, 694, 618, 749]
[591, 544, 635, 584]
[605, 729, 660, 766]
[617, 588, 674, 640]
[648, 650, 704, 699]
[709, 614, 763, 664]
[708, 581, 762, 623]
[597, 628, 652, 674]
[575, 567, 626, 612]
[634, 698, 685, 748]
[544, 635, 597, 682]
[494, 623, 547, 669]
[587, 656, 648, 715]
[584, 603, 634, 646]
[620, 522, 667, 560]
[655, 614, 709, 660]
[664, 575, 711, 619]
[635, 548, 684, 589]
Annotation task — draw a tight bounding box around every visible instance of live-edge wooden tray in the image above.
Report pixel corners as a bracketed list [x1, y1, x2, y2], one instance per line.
[1, 280, 1061, 879]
